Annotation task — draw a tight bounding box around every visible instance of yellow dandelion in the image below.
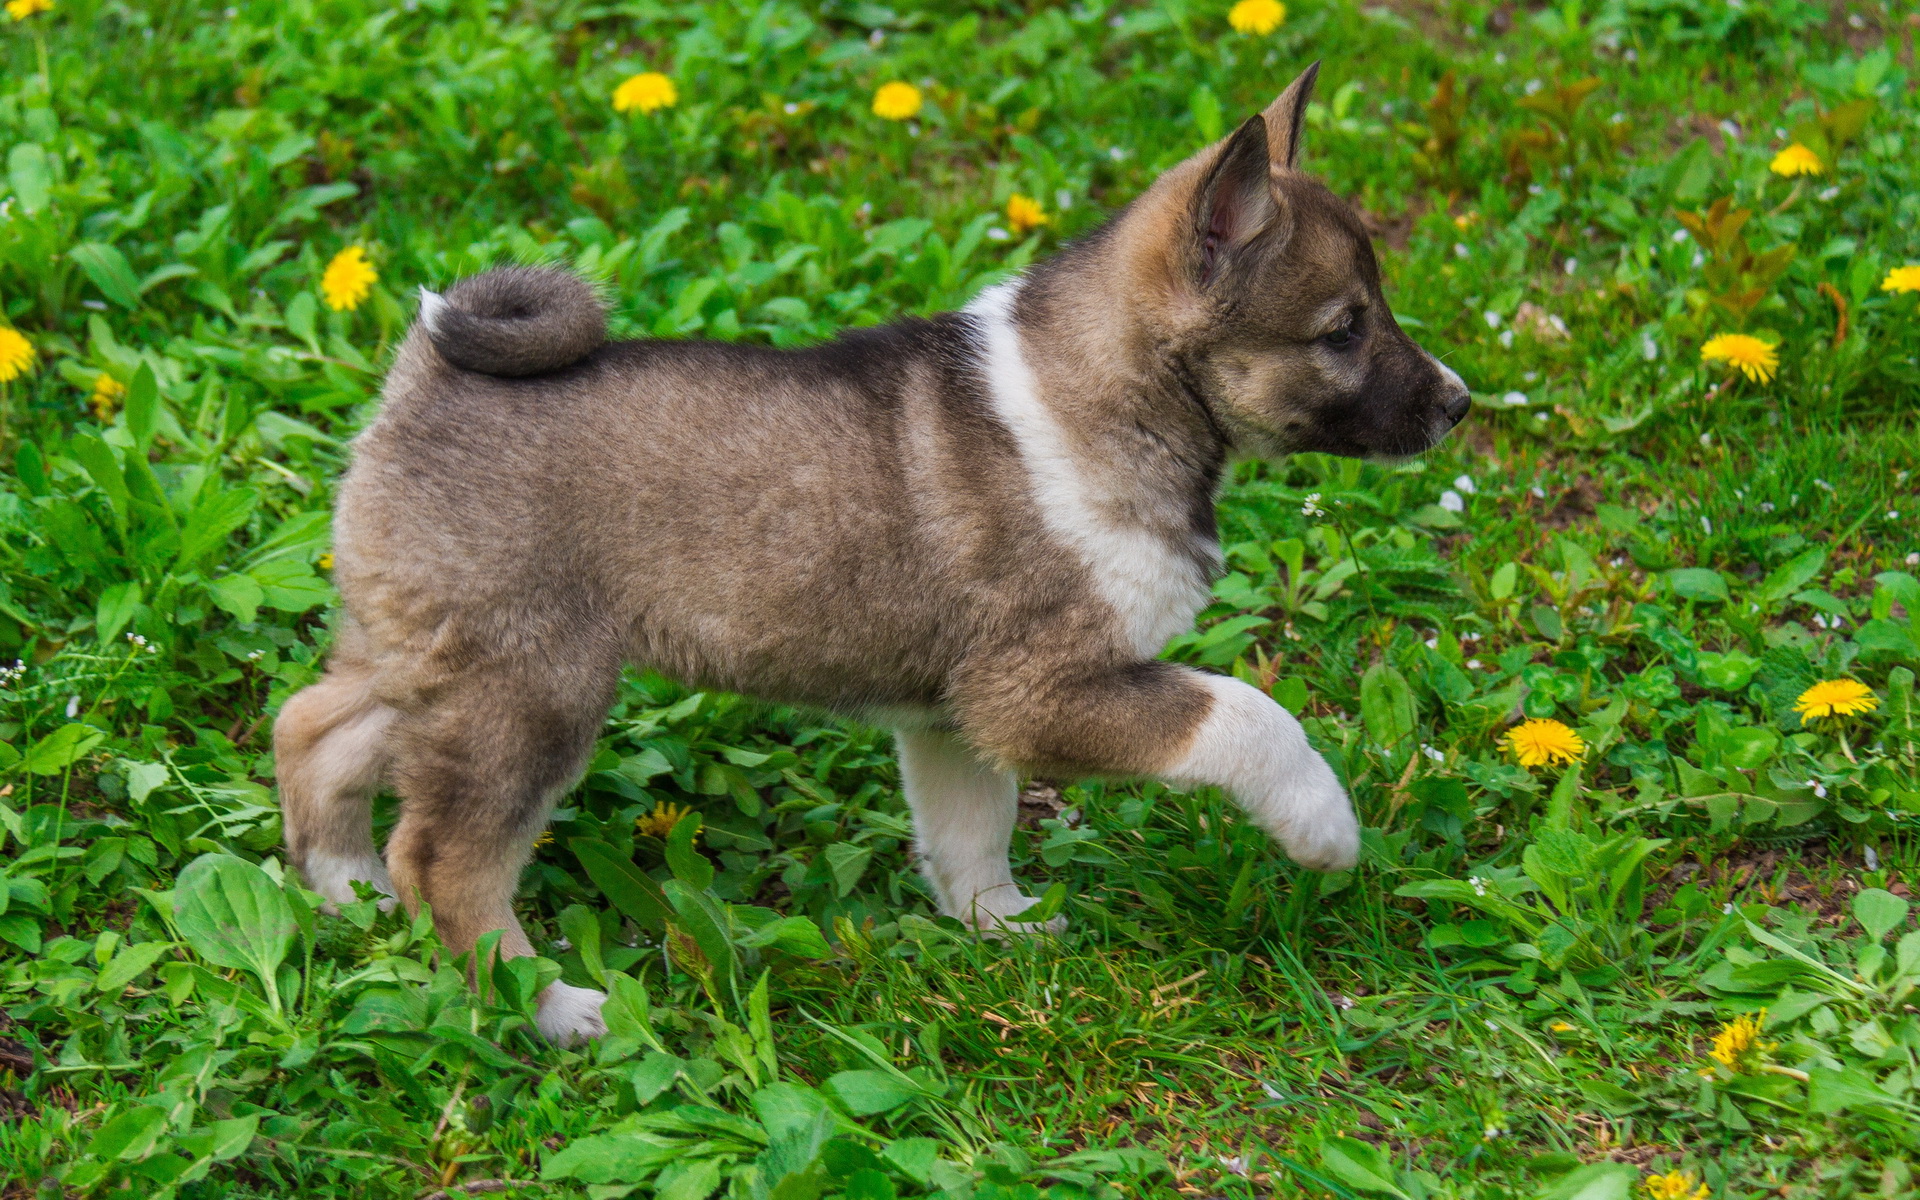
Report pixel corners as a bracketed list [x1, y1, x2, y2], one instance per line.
[1706, 1011, 1773, 1069]
[320, 246, 377, 312]
[5, 0, 52, 19]
[612, 72, 677, 114]
[89, 373, 126, 422]
[1452, 212, 1480, 231]
[1882, 265, 1920, 295]
[0, 327, 35, 383]
[1228, 0, 1287, 35]
[1699, 333, 1779, 384]
[636, 800, 695, 840]
[1503, 718, 1584, 768]
[316, 553, 334, 571]
[871, 81, 923, 121]
[1644, 1170, 1709, 1200]
[1006, 194, 1048, 235]
[1549, 1021, 1575, 1032]
[532, 831, 554, 848]
[1792, 678, 1878, 723]
[1768, 143, 1823, 177]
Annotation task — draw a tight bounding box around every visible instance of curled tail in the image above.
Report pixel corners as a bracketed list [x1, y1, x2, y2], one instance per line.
[417, 266, 606, 377]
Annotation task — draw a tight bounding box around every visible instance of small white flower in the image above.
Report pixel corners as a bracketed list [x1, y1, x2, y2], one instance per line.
[1484, 310, 1504, 328]
[1760, 501, 1776, 513]
[1462, 631, 1481, 642]
[1501, 390, 1528, 406]
[1534, 411, 1548, 421]
[1221, 1156, 1250, 1178]
[1453, 474, 1476, 494]
[1718, 118, 1741, 140]
[1907, 552, 1919, 565]
[1640, 332, 1659, 361]
[1809, 781, 1827, 798]
[1469, 876, 1489, 896]
[1564, 257, 1578, 275]
[1699, 433, 1712, 447]
[783, 101, 800, 114]
[1301, 492, 1326, 518]
[867, 28, 885, 45]
[66, 695, 81, 718]
[246, 649, 264, 662]
[1524, 78, 1543, 94]
[985, 227, 1010, 242]
[1864, 845, 1879, 871]
[1454, 242, 1470, 259]
[1439, 490, 1466, 513]
[1818, 186, 1839, 201]
[1700, 515, 1712, 533]
[1611, 557, 1625, 567]
[1466, 658, 1484, 669]
[1054, 188, 1073, 211]
[1107, 145, 1128, 162]
[1424, 636, 1439, 649]
[1671, 228, 1690, 243]
[1886, 511, 1899, 520]
[1422, 744, 1445, 762]
[1498, 329, 1514, 348]
[1722, 902, 1736, 914]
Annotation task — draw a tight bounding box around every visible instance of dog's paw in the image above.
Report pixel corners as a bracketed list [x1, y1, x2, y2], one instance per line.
[1267, 755, 1361, 873]
[535, 982, 608, 1046]
[301, 853, 396, 916]
[955, 887, 1069, 937]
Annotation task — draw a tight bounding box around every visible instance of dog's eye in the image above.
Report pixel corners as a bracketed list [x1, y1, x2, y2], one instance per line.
[1323, 326, 1353, 348]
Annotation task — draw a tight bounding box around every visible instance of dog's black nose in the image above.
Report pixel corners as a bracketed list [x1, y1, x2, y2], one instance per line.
[1442, 386, 1471, 427]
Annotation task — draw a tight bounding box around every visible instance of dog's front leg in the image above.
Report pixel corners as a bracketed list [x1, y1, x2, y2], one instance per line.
[894, 728, 1065, 934]
[1160, 672, 1360, 872]
[962, 661, 1358, 876]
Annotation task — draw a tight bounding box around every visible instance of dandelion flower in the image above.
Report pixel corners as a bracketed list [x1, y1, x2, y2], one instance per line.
[1706, 1010, 1773, 1068]
[1549, 1021, 1575, 1032]
[1006, 194, 1048, 235]
[5, 0, 52, 19]
[1883, 265, 1920, 295]
[612, 72, 677, 114]
[320, 246, 377, 312]
[1228, 0, 1287, 35]
[1699, 333, 1779, 384]
[636, 800, 695, 840]
[1792, 678, 1878, 723]
[1644, 1171, 1709, 1200]
[89, 373, 125, 422]
[0, 327, 35, 382]
[1503, 718, 1584, 768]
[1768, 144, 1823, 177]
[532, 831, 554, 847]
[317, 553, 334, 571]
[871, 81, 922, 121]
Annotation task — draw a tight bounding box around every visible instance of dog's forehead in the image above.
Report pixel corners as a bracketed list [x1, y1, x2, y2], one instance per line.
[1283, 179, 1382, 293]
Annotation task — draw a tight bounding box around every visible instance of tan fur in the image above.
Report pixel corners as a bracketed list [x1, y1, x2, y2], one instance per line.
[275, 67, 1469, 1041]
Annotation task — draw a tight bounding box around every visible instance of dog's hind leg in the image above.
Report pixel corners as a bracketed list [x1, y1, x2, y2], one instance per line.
[275, 649, 397, 914]
[895, 728, 1064, 934]
[382, 654, 619, 1045]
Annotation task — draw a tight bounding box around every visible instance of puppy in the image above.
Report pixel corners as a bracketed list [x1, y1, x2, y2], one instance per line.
[273, 65, 1470, 1045]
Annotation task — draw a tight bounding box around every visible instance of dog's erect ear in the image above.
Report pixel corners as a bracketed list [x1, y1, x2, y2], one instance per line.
[1261, 62, 1320, 170]
[1195, 114, 1290, 287]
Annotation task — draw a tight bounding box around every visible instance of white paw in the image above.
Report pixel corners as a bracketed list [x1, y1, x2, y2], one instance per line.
[955, 886, 1068, 937]
[302, 853, 396, 916]
[536, 982, 607, 1046]
[1265, 753, 1360, 872]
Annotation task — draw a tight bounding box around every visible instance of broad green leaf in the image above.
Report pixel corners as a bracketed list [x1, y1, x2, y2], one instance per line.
[1317, 1134, 1410, 1198]
[557, 904, 606, 986]
[1755, 546, 1827, 605]
[1806, 1065, 1897, 1114]
[1008, 881, 1068, 926]
[1666, 568, 1729, 604]
[1359, 663, 1417, 747]
[1188, 83, 1224, 142]
[171, 853, 296, 1010]
[176, 486, 259, 567]
[70, 242, 143, 309]
[95, 580, 142, 645]
[86, 1105, 170, 1161]
[823, 842, 871, 897]
[665, 808, 714, 889]
[823, 1069, 917, 1115]
[1534, 1162, 1637, 1200]
[207, 574, 264, 623]
[7, 143, 51, 215]
[124, 363, 160, 449]
[541, 1131, 683, 1183]
[570, 839, 670, 931]
[25, 723, 106, 775]
[247, 558, 332, 613]
[1696, 650, 1757, 691]
[1853, 888, 1911, 942]
[95, 940, 175, 994]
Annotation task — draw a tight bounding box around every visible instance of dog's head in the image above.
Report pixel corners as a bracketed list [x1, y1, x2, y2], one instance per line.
[1144, 65, 1469, 459]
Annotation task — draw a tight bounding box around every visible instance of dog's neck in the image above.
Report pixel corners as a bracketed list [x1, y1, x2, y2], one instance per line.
[979, 227, 1228, 555]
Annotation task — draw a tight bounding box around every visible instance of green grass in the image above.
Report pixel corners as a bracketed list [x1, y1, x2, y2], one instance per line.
[3, 0, 1920, 1197]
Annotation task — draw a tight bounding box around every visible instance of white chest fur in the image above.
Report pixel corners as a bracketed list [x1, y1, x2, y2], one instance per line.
[966, 281, 1214, 658]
